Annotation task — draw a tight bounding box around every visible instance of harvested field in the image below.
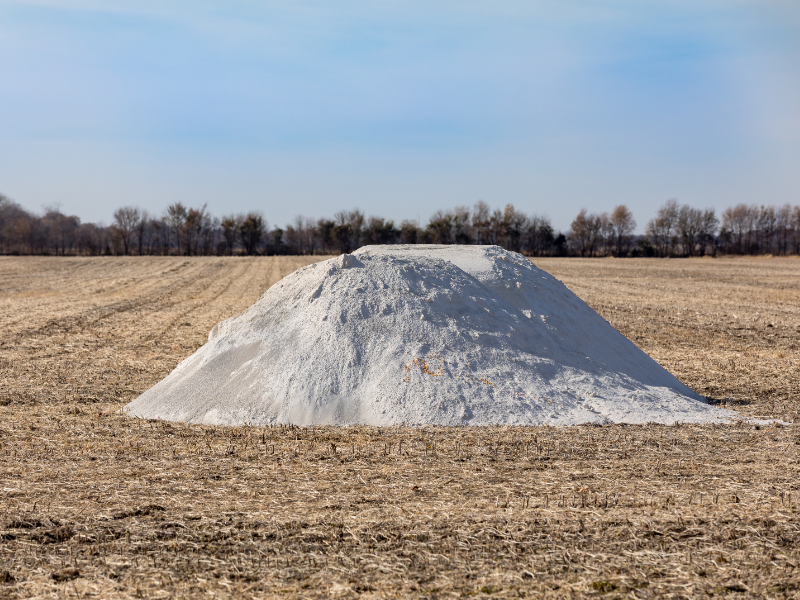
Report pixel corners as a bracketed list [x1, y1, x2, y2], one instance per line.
[534, 257, 800, 421]
[1, 256, 799, 599]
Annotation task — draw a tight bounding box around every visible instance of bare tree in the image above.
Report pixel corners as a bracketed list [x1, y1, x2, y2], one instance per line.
[598, 212, 614, 256]
[426, 210, 453, 244]
[677, 205, 703, 256]
[452, 206, 472, 244]
[183, 205, 208, 256]
[362, 216, 398, 245]
[525, 215, 555, 257]
[0, 194, 32, 254]
[721, 204, 755, 254]
[150, 217, 170, 255]
[134, 209, 150, 255]
[316, 219, 336, 253]
[220, 215, 240, 255]
[166, 203, 187, 255]
[775, 205, 792, 255]
[113, 206, 141, 255]
[40, 207, 80, 256]
[570, 209, 591, 257]
[3, 192, 800, 258]
[756, 205, 776, 254]
[609, 205, 636, 256]
[332, 209, 364, 253]
[471, 201, 492, 244]
[646, 199, 680, 256]
[266, 225, 285, 255]
[239, 213, 265, 255]
[501, 204, 527, 252]
[289, 216, 319, 254]
[570, 209, 603, 257]
[400, 220, 421, 244]
[76, 222, 105, 255]
[792, 206, 800, 255]
[697, 209, 719, 256]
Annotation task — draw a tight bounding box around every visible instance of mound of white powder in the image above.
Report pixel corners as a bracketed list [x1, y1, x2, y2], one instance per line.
[124, 245, 736, 426]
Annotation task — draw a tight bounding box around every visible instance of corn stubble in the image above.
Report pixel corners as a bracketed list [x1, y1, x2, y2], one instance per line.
[1, 256, 799, 598]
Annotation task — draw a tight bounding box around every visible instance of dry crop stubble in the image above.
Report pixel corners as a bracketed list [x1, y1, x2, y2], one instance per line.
[1, 256, 799, 599]
[534, 257, 800, 421]
[0, 256, 323, 406]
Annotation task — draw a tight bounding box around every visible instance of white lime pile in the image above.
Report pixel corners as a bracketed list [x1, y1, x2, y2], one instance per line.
[125, 245, 736, 426]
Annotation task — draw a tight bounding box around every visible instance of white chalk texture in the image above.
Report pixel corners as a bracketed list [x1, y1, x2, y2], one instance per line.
[125, 245, 736, 425]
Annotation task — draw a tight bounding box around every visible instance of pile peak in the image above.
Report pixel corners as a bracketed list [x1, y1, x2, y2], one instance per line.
[125, 245, 734, 425]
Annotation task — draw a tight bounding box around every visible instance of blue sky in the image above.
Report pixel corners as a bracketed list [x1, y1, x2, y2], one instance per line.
[1, 1, 799, 231]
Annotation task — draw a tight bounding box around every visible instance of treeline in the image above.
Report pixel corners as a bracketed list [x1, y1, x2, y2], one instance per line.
[1, 193, 799, 257]
[0, 199, 562, 256]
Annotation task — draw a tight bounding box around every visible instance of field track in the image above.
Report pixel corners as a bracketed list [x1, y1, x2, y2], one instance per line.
[1, 256, 799, 598]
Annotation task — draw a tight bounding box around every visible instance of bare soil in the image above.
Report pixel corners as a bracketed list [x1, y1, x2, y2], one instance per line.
[1, 256, 798, 599]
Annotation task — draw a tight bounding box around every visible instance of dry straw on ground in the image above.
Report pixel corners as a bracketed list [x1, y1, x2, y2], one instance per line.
[533, 257, 800, 420]
[1, 256, 799, 599]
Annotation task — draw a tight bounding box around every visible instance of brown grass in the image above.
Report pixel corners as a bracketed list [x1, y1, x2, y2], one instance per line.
[1, 256, 799, 599]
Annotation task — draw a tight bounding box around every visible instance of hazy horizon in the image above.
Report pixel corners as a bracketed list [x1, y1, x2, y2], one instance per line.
[2, 1, 799, 233]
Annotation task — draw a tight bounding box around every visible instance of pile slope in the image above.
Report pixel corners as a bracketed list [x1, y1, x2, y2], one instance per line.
[125, 245, 735, 425]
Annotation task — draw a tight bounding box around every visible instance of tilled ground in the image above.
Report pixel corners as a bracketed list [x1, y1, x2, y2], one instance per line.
[534, 257, 800, 421]
[1, 256, 799, 599]
[0, 256, 322, 407]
